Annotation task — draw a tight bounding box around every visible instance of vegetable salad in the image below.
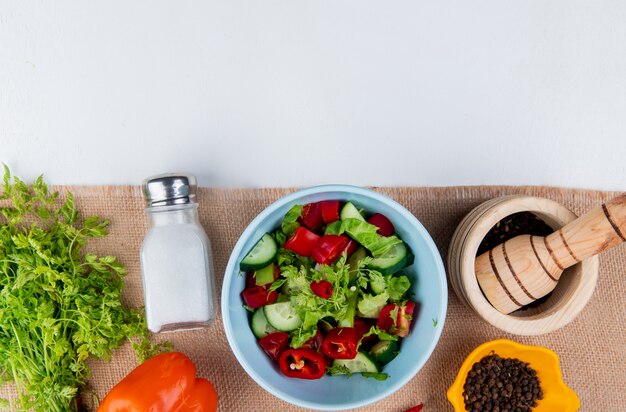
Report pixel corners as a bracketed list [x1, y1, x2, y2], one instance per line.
[239, 200, 418, 380]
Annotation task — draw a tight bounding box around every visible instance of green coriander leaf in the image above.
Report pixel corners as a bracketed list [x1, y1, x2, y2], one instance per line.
[281, 205, 303, 237]
[361, 372, 390, 381]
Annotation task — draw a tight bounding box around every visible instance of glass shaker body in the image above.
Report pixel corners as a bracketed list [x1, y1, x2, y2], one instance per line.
[140, 202, 216, 333]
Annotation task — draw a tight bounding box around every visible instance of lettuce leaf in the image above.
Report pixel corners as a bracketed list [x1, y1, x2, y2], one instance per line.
[357, 291, 389, 318]
[339, 218, 403, 257]
[387, 275, 411, 302]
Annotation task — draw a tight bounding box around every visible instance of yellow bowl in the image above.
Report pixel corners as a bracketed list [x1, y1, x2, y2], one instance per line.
[447, 339, 580, 411]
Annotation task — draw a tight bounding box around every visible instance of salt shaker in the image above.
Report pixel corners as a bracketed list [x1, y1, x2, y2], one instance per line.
[140, 173, 216, 333]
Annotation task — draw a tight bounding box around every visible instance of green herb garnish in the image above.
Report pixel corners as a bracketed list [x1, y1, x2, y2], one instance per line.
[0, 167, 164, 411]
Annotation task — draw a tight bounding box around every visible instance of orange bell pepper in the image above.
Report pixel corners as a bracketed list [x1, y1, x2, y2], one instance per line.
[97, 352, 218, 412]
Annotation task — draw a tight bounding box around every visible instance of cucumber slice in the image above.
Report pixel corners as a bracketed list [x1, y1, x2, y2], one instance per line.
[340, 202, 365, 221]
[240, 233, 277, 272]
[332, 351, 380, 374]
[251, 308, 277, 339]
[254, 263, 275, 286]
[263, 301, 303, 332]
[368, 242, 408, 275]
[369, 340, 398, 365]
[347, 246, 367, 280]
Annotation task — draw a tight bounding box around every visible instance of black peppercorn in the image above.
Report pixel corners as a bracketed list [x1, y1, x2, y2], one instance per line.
[463, 353, 543, 411]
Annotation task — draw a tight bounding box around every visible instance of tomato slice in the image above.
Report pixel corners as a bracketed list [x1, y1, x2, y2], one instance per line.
[284, 226, 321, 257]
[377, 301, 416, 337]
[310, 280, 333, 299]
[377, 303, 396, 332]
[301, 202, 324, 231]
[320, 200, 340, 224]
[367, 213, 395, 237]
[259, 332, 290, 361]
[311, 235, 349, 265]
[241, 286, 278, 308]
[396, 301, 416, 337]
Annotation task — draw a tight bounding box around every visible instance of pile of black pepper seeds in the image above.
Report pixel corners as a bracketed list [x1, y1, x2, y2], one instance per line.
[476, 212, 554, 256]
[463, 352, 544, 412]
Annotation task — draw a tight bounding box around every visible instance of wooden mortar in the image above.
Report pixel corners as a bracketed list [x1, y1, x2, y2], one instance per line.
[476, 194, 625, 314]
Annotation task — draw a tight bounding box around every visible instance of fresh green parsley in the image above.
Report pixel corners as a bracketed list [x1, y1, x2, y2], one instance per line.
[0, 168, 165, 412]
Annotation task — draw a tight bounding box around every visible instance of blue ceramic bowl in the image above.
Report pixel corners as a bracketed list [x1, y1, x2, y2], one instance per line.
[222, 185, 447, 410]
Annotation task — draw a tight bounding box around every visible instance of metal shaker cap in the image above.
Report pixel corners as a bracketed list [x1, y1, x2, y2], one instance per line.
[143, 173, 197, 207]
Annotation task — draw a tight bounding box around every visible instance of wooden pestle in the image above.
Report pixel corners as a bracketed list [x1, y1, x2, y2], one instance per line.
[475, 193, 626, 314]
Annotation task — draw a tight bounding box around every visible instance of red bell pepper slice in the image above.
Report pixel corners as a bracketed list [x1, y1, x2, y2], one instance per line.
[301, 202, 324, 231]
[377, 301, 416, 337]
[301, 329, 324, 351]
[405, 404, 424, 412]
[321, 200, 340, 224]
[284, 226, 321, 257]
[311, 235, 350, 265]
[310, 280, 333, 299]
[367, 213, 395, 237]
[259, 331, 290, 361]
[322, 327, 359, 360]
[241, 286, 278, 309]
[279, 349, 326, 379]
[344, 239, 358, 257]
[354, 317, 375, 344]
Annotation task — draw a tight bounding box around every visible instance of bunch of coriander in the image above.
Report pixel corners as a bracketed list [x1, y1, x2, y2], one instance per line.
[0, 167, 161, 411]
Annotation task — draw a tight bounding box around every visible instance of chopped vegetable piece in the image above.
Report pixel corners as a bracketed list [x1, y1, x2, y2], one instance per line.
[311, 235, 350, 265]
[396, 301, 416, 337]
[97, 352, 218, 412]
[241, 286, 278, 308]
[259, 332, 290, 361]
[300, 329, 324, 352]
[281, 205, 303, 236]
[358, 292, 389, 318]
[354, 318, 374, 343]
[341, 218, 403, 257]
[263, 301, 303, 332]
[344, 239, 359, 256]
[301, 202, 324, 231]
[321, 200, 341, 224]
[367, 213, 395, 236]
[322, 328, 359, 360]
[368, 242, 409, 275]
[340, 201, 365, 221]
[377, 301, 416, 337]
[240, 233, 278, 271]
[310, 279, 333, 299]
[405, 404, 424, 412]
[279, 349, 326, 379]
[251, 308, 277, 339]
[284, 226, 321, 257]
[330, 351, 381, 374]
[254, 263, 280, 286]
[369, 340, 399, 365]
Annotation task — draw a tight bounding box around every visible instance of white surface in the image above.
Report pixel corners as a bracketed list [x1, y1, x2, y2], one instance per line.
[1, 1, 625, 190]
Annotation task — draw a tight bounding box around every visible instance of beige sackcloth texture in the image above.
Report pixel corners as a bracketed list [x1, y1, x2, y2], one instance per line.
[2, 186, 625, 411]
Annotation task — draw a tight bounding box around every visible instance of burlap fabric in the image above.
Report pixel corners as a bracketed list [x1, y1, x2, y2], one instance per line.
[1, 186, 624, 411]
